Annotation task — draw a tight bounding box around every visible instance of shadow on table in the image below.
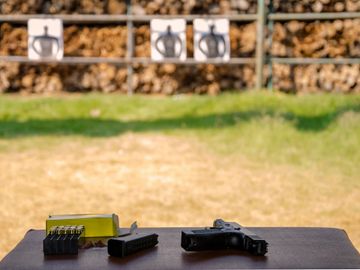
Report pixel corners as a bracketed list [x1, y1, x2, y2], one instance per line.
[44, 254, 79, 261]
[107, 246, 159, 265]
[181, 250, 268, 264]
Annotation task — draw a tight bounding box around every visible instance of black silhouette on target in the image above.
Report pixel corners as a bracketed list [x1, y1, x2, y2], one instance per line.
[199, 24, 226, 58]
[155, 25, 183, 58]
[31, 25, 60, 58]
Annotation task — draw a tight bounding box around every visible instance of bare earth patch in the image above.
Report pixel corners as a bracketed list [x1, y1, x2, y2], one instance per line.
[0, 133, 359, 259]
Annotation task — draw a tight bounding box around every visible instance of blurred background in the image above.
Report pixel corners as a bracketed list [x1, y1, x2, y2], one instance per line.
[0, 0, 359, 260]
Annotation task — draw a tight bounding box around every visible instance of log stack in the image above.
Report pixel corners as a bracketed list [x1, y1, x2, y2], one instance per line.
[1, 0, 360, 94]
[0, 0, 127, 14]
[0, 21, 256, 94]
[0, 24, 128, 57]
[132, 22, 256, 94]
[64, 26, 127, 57]
[134, 22, 256, 58]
[0, 23, 129, 93]
[272, 19, 360, 58]
[0, 24, 27, 56]
[272, 0, 360, 13]
[0, 63, 128, 94]
[0, 62, 20, 93]
[271, 19, 360, 93]
[132, 0, 257, 15]
[132, 64, 255, 95]
[273, 64, 360, 93]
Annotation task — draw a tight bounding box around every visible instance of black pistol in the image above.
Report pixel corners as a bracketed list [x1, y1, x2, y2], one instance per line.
[181, 219, 268, 256]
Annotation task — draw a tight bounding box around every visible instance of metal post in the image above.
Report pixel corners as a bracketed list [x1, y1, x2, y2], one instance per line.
[255, 0, 265, 90]
[126, 0, 134, 95]
[267, 0, 273, 90]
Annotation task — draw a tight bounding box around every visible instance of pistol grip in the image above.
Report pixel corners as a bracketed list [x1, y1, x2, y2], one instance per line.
[181, 230, 242, 251]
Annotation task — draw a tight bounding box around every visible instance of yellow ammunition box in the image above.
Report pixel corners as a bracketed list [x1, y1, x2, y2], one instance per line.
[46, 214, 119, 238]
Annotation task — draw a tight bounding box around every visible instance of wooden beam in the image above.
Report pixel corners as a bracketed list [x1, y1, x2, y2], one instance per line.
[0, 14, 257, 24]
[272, 58, 360, 65]
[268, 12, 360, 21]
[0, 56, 256, 65]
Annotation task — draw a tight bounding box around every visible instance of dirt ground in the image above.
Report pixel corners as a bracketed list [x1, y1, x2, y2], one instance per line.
[0, 133, 359, 259]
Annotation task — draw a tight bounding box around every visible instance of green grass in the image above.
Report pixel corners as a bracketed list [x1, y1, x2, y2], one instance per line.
[0, 92, 360, 178]
[0, 92, 360, 255]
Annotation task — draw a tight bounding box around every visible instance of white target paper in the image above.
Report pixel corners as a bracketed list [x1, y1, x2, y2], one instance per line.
[28, 19, 63, 60]
[194, 19, 230, 62]
[151, 19, 186, 61]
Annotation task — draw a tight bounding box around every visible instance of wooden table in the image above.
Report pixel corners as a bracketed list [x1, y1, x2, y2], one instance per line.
[1, 227, 360, 269]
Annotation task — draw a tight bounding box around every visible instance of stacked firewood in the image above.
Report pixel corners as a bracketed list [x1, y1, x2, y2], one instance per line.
[134, 22, 257, 58]
[0, 62, 255, 94]
[0, 0, 41, 14]
[132, 0, 257, 15]
[64, 26, 127, 57]
[0, 22, 256, 94]
[271, 18, 360, 93]
[273, 64, 360, 93]
[0, 62, 20, 93]
[272, 0, 360, 13]
[0, 0, 127, 14]
[0, 24, 126, 93]
[0, 24, 27, 56]
[132, 22, 256, 94]
[0, 24, 128, 57]
[3, 0, 358, 14]
[0, 63, 128, 93]
[0, 0, 259, 15]
[132, 64, 255, 95]
[1, 0, 360, 94]
[272, 19, 360, 57]
[0, 22, 129, 93]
